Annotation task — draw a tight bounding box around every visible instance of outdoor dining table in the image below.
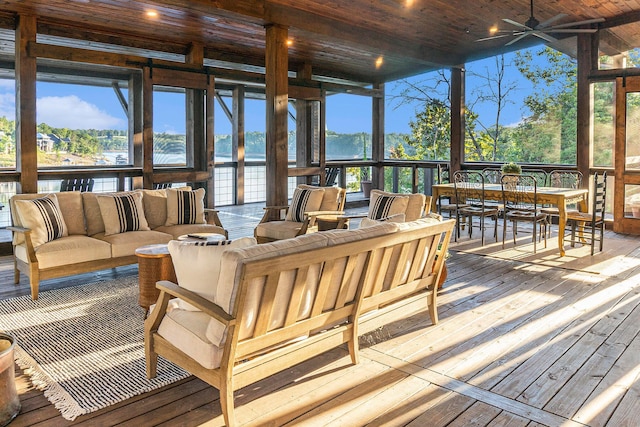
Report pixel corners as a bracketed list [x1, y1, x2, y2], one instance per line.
[431, 183, 589, 256]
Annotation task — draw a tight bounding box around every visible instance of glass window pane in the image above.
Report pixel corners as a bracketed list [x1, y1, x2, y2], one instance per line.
[326, 93, 371, 161]
[153, 88, 186, 166]
[625, 92, 640, 171]
[592, 82, 614, 168]
[36, 81, 129, 168]
[0, 77, 16, 169]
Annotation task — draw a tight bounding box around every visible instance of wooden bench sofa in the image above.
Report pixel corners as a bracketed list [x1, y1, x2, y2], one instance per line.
[8, 187, 226, 299]
[145, 216, 455, 426]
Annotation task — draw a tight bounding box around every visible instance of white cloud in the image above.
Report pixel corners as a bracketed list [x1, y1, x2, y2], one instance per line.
[37, 95, 125, 129]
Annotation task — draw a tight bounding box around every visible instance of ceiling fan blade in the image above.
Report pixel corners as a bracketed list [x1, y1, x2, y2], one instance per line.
[549, 17, 605, 30]
[505, 33, 529, 46]
[475, 34, 514, 42]
[541, 28, 598, 34]
[538, 13, 568, 29]
[503, 18, 532, 31]
[531, 31, 558, 44]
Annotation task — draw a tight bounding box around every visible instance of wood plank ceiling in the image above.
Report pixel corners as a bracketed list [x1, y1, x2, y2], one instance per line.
[0, 0, 639, 85]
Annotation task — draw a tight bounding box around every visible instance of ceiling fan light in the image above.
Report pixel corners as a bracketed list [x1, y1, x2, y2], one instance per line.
[489, 25, 499, 34]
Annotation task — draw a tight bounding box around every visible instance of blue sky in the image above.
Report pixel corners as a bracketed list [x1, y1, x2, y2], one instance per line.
[0, 48, 542, 135]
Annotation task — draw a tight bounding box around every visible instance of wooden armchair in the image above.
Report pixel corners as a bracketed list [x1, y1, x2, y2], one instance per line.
[254, 185, 346, 243]
[337, 189, 433, 229]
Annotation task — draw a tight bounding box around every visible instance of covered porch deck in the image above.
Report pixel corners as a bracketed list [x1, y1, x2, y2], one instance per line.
[2, 204, 639, 426]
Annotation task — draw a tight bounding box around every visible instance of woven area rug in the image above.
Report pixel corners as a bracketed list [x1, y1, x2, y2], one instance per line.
[0, 276, 190, 421]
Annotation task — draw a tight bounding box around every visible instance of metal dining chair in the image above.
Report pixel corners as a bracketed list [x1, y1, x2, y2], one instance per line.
[501, 174, 548, 253]
[453, 171, 499, 245]
[566, 172, 607, 256]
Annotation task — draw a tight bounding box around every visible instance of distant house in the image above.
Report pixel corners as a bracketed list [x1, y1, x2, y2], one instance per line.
[36, 133, 66, 152]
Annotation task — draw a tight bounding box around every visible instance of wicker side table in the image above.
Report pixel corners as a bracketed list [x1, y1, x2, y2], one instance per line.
[135, 244, 177, 313]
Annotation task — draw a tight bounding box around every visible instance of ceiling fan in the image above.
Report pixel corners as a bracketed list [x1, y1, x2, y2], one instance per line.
[476, 0, 605, 46]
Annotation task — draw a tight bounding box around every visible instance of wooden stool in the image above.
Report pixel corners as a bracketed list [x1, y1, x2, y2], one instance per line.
[135, 244, 177, 313]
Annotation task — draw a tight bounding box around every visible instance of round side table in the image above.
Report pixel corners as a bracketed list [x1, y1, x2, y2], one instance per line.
[135, 244, 177, 313]
[177, 233, 227, 243]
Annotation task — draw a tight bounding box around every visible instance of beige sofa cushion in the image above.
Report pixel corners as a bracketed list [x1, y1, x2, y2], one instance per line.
[83, 191, 138, 236]
[157, 309, 223, 370]
[165, 188, 206, 226]
[94, 230, 172, 257]
[14, 235, 111, 269]
[13, 194, 68, 248]
[97, 192, 150, 236]
[139, 186, 192, 229]
[254, 220, 305, 241]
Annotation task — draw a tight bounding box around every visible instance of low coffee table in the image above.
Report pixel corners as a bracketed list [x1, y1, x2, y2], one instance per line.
[315, 214, 350, 231]
[177, 233, 227, 243]
[135, 244, 177, 313]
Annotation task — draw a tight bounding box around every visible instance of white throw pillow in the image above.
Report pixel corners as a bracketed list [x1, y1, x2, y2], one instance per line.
[97, 192, 150, 236]
[168, 236, 257, 309]
[285, 186, 325, 222]
[165, 188, 206, 226]
[368, 190, 409, 220]
[14, 193, 68, 248]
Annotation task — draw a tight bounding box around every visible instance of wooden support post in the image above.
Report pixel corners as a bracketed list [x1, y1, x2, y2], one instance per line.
[233, 85, 245, 205]
[186, 43, 205, 172]
[576, 33, 594, 183]
[372, 83, 384, 191]
[296, 63, 313, 186]
[15, 14, 37, 194]
[142, 66, 154, 189]
[130, 72, 143, 190]
[450, 66, 464, 174]
[265, 24, 289, 208]
[206, 75, 215, 208]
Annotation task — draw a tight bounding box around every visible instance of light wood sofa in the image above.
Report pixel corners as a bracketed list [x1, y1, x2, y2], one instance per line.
[145, 216, 455, 426]
[8, 188, 226, 300]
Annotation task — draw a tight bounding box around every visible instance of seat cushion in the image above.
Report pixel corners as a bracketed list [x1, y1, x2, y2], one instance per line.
[286, 186, 325, 222]
[97, 192, 151, 236]
[14, 235, 112, 269]
[13, 194, 68, 248]
[157, 309, 223, 370]
[94, 230, 172, 257]
[165, 188, 206, 226]
[154, 223, 226, 239]
[254, 220, 304, 241]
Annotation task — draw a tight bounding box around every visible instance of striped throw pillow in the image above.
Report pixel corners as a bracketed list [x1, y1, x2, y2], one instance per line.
[368, 192, 409, 220]
[165, 188, 206, 226]
[285, 186, 325, 222]
[97, 192, 150, 235]
[14, 194, 68, 248]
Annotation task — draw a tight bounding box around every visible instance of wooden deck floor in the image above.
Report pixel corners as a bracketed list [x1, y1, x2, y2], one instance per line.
[3, 205, 640, 426]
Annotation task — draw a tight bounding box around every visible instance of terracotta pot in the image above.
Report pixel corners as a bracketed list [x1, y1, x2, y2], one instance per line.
[0, 332, 20, 427]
